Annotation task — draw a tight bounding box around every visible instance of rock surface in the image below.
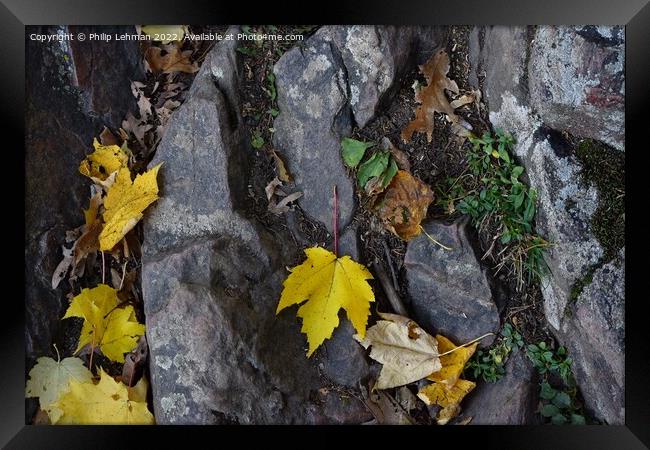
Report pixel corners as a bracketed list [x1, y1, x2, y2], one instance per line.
[560, 248, 625, 424]
[404, 220, 499, 346]
[25, 25, 143, 364]
[529, 26, 625, 151]
[469, 25, 625, 423]
[462, 351, 537, 424]
[142, 27, 381, 424]
[273, 26, 442, 233]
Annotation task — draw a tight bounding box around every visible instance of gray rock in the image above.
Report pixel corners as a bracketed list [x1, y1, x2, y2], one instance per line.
[463, 351, 537, 424]
[25, 25, 143, 364]
[560, 248, 625, 424]
[470, 25, 625, 424]
[273, 26, 439, 234]
[529, 26, 625, 151]
[404, 220, 499, 346]
[487, 92, 603, 331]
[478, 26, 530, 111]
[142, 29, 373, 424]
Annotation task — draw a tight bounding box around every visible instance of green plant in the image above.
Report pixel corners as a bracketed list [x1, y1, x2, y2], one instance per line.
[251, 131, 265, 149]
[526, 340, 587, 425]
[466, 323, 522, 383]
[526, 342, 573, 383]
[437, 129, 550, 288]
[538, 381, 586, 425]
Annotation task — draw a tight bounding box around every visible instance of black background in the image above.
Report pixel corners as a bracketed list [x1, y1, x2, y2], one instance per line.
[2, 0, 648, 448]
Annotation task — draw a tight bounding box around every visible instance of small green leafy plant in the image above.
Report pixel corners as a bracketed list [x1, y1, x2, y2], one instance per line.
[467, 323, 523, 383]
[526, 340, 587, 425]
[527, 342, 573, 384]
[438, 129, 550, 288]
[340, 138, 398, 191]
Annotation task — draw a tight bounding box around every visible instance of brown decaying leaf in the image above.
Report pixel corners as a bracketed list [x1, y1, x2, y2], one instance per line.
[401, 49, 459, 143]
[99, 127, 121, 146]
[265, 177, 302, 215]
[375, 170, 434, 240]
[360, 384, 415, 425]
[381, 137, 410, 172]
[144, 42, 199, 74]
[270, 149, 292, 182]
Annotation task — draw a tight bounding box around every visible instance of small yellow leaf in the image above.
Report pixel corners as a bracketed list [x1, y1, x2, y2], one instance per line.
[79, 139, 129, 181]
[427, 334, 478, 387]
[355, 312, 441, 389]
[277, 246, 375, 357]
[63, 284, 145, 363]
[51, 368, 154, 425]
[99, 164, 161, 251]
[417, 378, 476, 408]
[25, 356, 93, 421]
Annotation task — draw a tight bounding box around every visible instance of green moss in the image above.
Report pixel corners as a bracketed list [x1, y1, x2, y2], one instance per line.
[569, 269, 595, 303]
[574, 139, 625, 261]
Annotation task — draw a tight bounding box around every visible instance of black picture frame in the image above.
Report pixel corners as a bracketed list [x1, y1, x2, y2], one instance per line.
[5, 0, 648, 447]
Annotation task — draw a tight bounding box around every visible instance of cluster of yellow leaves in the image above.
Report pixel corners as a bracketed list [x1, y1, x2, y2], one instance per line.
[25, 355, 93, 422]
[77, 139, 161, 252]
[26, 357, 154, 424]
[52, 369, 154, 425]
[63, 284, 145, 363]
[417, 335, 478, 424]
[277, 246, 375, 357]
[357, 313, 479, 425]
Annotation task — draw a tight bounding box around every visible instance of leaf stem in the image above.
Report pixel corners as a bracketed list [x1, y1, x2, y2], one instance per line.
[101, 251, 106, 285]
[437, 332, 495, 357]
[333, 185, 339, 257]
[419, 225, 453, 251]
[53, 343, 60, 363]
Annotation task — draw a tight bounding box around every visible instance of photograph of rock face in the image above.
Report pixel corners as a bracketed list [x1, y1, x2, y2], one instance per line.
[25, 25, 624, 425]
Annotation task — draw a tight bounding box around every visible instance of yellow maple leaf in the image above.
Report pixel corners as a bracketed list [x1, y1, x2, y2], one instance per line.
[427, 334, 478, 387]
[63, 284, 145, 363]
[51, 368, 154, 425]
[417, 378, 476, 408]
[99, 164, 161, 251]
[79, 138, 129, 181]
[277, 246, 375, 357]
[25, 355, 93, 423]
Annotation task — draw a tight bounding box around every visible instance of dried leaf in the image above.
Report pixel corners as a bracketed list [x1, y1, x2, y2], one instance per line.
[375, 170, 434, 240]
[401, 50, 459, 143]
[277, 246, 375, 356]
[52, 246, 73, 289]
[145, 42, 199, 74]
[269, 190, 303, 215]
[122, 336, 148, 387]
[99, 165, 161, 252]
[25, 356, 93, 422]
[427, 335, 478, 387]
[131, 81, 153, 120]
[355, 312, 441, 390]
[382, 137, 410, 172]
[417, 378, 475, 424]
[51, 368, 154, 424]
[361, 385, 415, 425]
[449, 93, 475, 109]
[265, 177, 283, 201]
[99, 127, 121, 146]
[271, 149, 292, 182]
[63, 284, 145, 363]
